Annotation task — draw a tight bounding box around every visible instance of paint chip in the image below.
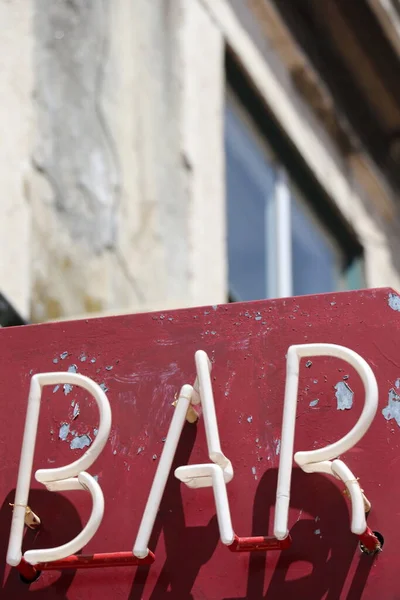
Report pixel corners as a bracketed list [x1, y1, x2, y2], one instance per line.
[53, 358, 59, 364]
[63, 365, 78, 395]
[72, 403, 80, 420]
[275, 439, 281, 455]
[137, 447, 144, 455]
[305, 360, 312, 368]
[60, 351, 68, 360]
[247, 416, 253, 423]
[53, 385, 60, 393]
[152, 454, 157, 460]
[90, 358, 96, 363]
[79, 353, 87, 362]
[255, 316, 262, 321]
[93, 428, 99, 437]
[100, 383, 109, 393]
[309, 399, 319, 407]
[93, 475, 99, 482]
[105, 365, 113, 371]
[388, 293, 400, 311]
[70, 434, 92, 450]
[382, 388, 400, 426]
[335, 381, 354, 411]
[59, 423, 70, 441]
[314, 529, 321, 535]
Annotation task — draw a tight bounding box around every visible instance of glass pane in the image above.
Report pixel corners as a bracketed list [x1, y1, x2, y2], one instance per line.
[343, 256, 365, 290]
[291, 195, 340, 296]
[225, 99, 276, 301]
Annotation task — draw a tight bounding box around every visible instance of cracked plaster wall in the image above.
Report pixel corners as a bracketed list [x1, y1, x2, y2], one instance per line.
[0, 0, 33, 319]
[2, 0, 399, 323]
[25, 0, 225, 321]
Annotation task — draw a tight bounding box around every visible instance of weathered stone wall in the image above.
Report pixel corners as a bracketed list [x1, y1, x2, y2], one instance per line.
[0, 0, 33, 319]
[24, 0, 225, 321]
[1, 0, 399, 324]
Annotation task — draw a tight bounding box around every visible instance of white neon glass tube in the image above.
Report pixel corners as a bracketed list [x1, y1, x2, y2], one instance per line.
[274, 343, 378, 541]
[7, 372, 111, 567]
[133, 384, 194, 558]
[175, 350, 234, 545]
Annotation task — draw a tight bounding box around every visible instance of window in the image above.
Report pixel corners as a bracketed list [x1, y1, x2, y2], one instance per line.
[291, 190, 342, 296]
[225, 88, 364, 301]
[225, 96, 276, 301]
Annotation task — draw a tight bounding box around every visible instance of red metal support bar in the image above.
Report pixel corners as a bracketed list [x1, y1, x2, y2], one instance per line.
[228, 534, 292, 552]
[16, 559, 40, 582]
[16, 551, 155, 582]
[358, 527, 382, 554]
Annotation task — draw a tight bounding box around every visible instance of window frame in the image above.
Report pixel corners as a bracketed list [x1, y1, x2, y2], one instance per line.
[225, 50, 365, 301]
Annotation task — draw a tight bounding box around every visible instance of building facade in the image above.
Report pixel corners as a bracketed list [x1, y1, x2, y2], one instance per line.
[1, 0, 399, 324]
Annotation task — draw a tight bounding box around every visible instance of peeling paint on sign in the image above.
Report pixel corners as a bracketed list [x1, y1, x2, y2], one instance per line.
[275, 439, 281, 455]
[59, 423, 70, 441]
[70, 434, 92, 450]
[64, 364, 78, 395]
[388, 293, 400, 311]
[382, 388, 400, 426]
[309, 399, 319, 407]
[335, 381, 354, 410]
[60, 351, 68, 360]
[72, 403, 80, 419]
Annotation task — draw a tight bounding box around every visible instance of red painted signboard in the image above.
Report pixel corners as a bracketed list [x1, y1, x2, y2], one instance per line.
[0, 287, 399, 599]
